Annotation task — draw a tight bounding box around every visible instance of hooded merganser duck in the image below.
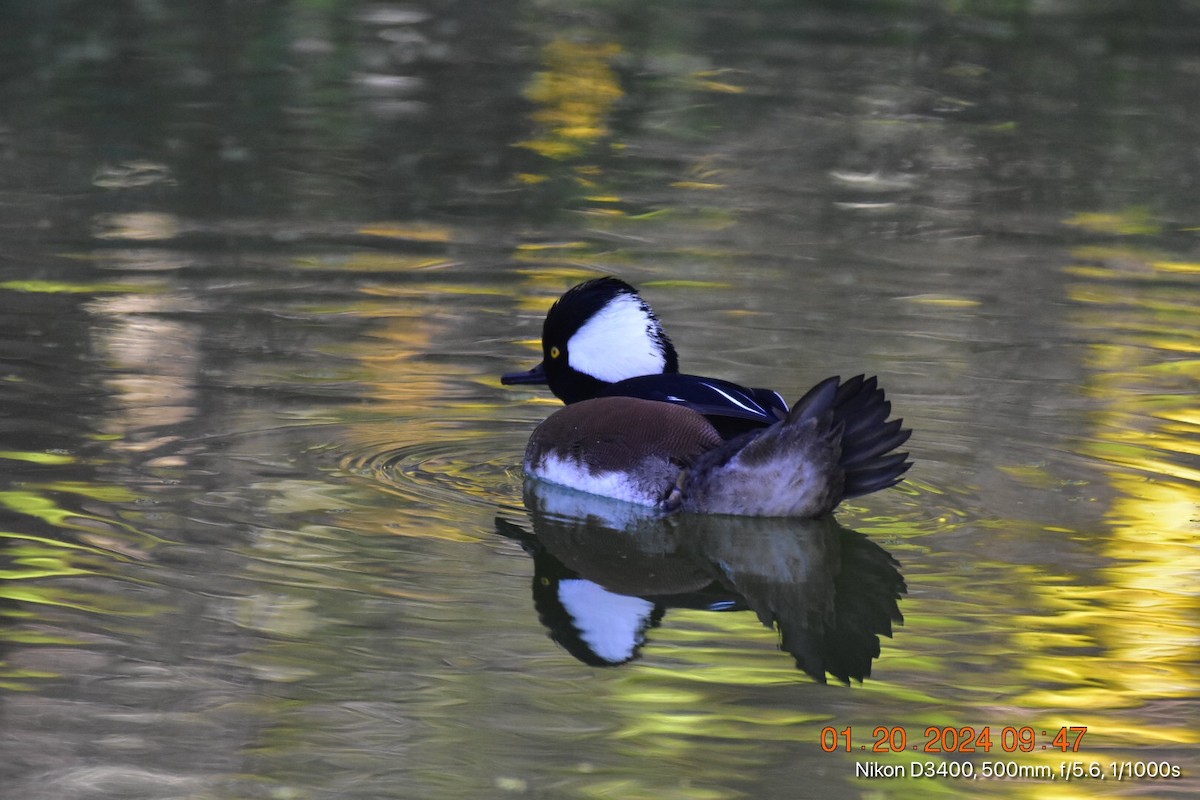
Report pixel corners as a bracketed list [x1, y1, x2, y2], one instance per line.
[502, 277, 911, 517]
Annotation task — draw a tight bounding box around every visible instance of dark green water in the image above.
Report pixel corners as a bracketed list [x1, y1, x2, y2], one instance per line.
[1, 2, 1197, 798]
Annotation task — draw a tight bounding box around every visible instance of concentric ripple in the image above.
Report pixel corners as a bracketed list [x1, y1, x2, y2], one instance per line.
[338, 429, 527, 517]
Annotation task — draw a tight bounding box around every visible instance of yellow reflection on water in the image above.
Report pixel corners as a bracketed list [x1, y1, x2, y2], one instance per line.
[323, 275, 525, 544]
[1062, 207, 1162, 236]
[512, 35, 638, 218]
[517, 39, 623, 162]
[355, 222, 453, 242]
[297, 253, 456, 272]
[1022, 244, 1200, 747]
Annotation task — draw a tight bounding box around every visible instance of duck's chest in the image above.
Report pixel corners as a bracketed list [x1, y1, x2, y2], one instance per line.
[522, 398, 723, 507]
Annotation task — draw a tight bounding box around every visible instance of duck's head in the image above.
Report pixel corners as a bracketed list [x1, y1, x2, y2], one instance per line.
[502, 277, 679, 403]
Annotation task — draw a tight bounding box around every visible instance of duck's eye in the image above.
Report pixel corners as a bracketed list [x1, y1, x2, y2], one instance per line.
[549, 346, 561, 359]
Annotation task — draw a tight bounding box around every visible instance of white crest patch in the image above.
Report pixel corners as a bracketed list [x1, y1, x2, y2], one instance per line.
[566, 293, 666, 382]
[557, 579, 656, 663]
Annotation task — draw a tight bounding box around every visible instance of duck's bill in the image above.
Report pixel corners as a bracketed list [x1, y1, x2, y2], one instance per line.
[501, 362, 547, 385]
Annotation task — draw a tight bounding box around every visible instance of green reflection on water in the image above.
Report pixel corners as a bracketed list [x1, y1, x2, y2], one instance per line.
[0, 488, 140, 536]
[0, 451, 77, 465]
[0, 279, 163, 294]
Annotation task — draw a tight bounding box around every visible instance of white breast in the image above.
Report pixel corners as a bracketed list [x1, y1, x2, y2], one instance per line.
[527, 451, 663, 507]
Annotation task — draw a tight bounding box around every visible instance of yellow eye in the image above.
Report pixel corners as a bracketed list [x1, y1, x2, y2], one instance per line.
[549, 346, 561, 359]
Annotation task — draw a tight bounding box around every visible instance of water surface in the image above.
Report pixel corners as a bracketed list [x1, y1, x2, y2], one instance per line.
[1, 2, 1197, 798]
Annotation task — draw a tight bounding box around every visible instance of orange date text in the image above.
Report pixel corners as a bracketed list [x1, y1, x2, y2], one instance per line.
[820, 725, 1087, 754]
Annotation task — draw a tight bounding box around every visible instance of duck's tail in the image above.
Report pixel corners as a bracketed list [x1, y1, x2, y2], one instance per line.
[675, 375, 911, 517]
[818, 375, 912, 499]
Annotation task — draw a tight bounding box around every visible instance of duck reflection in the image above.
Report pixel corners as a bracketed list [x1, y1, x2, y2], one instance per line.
[497, 480, 906, 684]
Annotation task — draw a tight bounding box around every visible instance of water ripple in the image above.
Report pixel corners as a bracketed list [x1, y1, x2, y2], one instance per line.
[338, 430, 526, 516]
